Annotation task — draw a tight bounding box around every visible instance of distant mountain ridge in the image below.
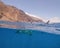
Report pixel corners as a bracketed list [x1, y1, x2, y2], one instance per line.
[0, 1, 43, 22]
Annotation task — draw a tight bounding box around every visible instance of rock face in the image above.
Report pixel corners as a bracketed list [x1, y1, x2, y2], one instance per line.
[0, 1, 43, 22]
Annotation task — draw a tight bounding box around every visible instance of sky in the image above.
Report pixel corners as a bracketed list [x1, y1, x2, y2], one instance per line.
[1, 0, 60, 21]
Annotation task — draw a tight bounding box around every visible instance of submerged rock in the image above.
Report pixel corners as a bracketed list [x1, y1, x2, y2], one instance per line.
[16, 29, 32, 36]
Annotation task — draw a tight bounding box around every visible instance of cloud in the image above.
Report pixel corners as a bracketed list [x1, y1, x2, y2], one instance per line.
[25, 12, 46, 22]
[25, 12, 60, 23]
[49, 17, 60, 23]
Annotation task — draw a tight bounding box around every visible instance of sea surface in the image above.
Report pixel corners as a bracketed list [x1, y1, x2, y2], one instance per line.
[0, 28, 60, 48]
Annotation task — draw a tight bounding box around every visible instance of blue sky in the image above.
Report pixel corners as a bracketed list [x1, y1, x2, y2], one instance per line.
[2, 0, 60, 20]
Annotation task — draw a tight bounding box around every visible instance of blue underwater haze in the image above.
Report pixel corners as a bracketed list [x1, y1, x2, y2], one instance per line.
[0, 28, 60, 48]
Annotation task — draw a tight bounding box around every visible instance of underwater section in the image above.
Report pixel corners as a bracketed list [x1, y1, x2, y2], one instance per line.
[0, 28, 60, 48]
[16, 29, 32, 36]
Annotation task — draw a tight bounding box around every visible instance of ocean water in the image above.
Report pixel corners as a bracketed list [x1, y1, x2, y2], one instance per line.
[0, 28, 60, 48]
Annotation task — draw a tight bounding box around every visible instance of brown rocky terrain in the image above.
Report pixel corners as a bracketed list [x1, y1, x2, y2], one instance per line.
[0, 1, 43, 22]
[0, 1, 44, 29]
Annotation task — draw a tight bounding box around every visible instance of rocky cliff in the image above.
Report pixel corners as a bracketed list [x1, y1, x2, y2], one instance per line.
[0, 1, 43, 22]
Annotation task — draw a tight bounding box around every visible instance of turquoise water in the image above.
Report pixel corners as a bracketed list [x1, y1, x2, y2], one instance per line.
[0, 28, 60, 48]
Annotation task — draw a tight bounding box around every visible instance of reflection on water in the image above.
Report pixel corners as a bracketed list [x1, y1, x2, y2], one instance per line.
[0, 21, 60, 28]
